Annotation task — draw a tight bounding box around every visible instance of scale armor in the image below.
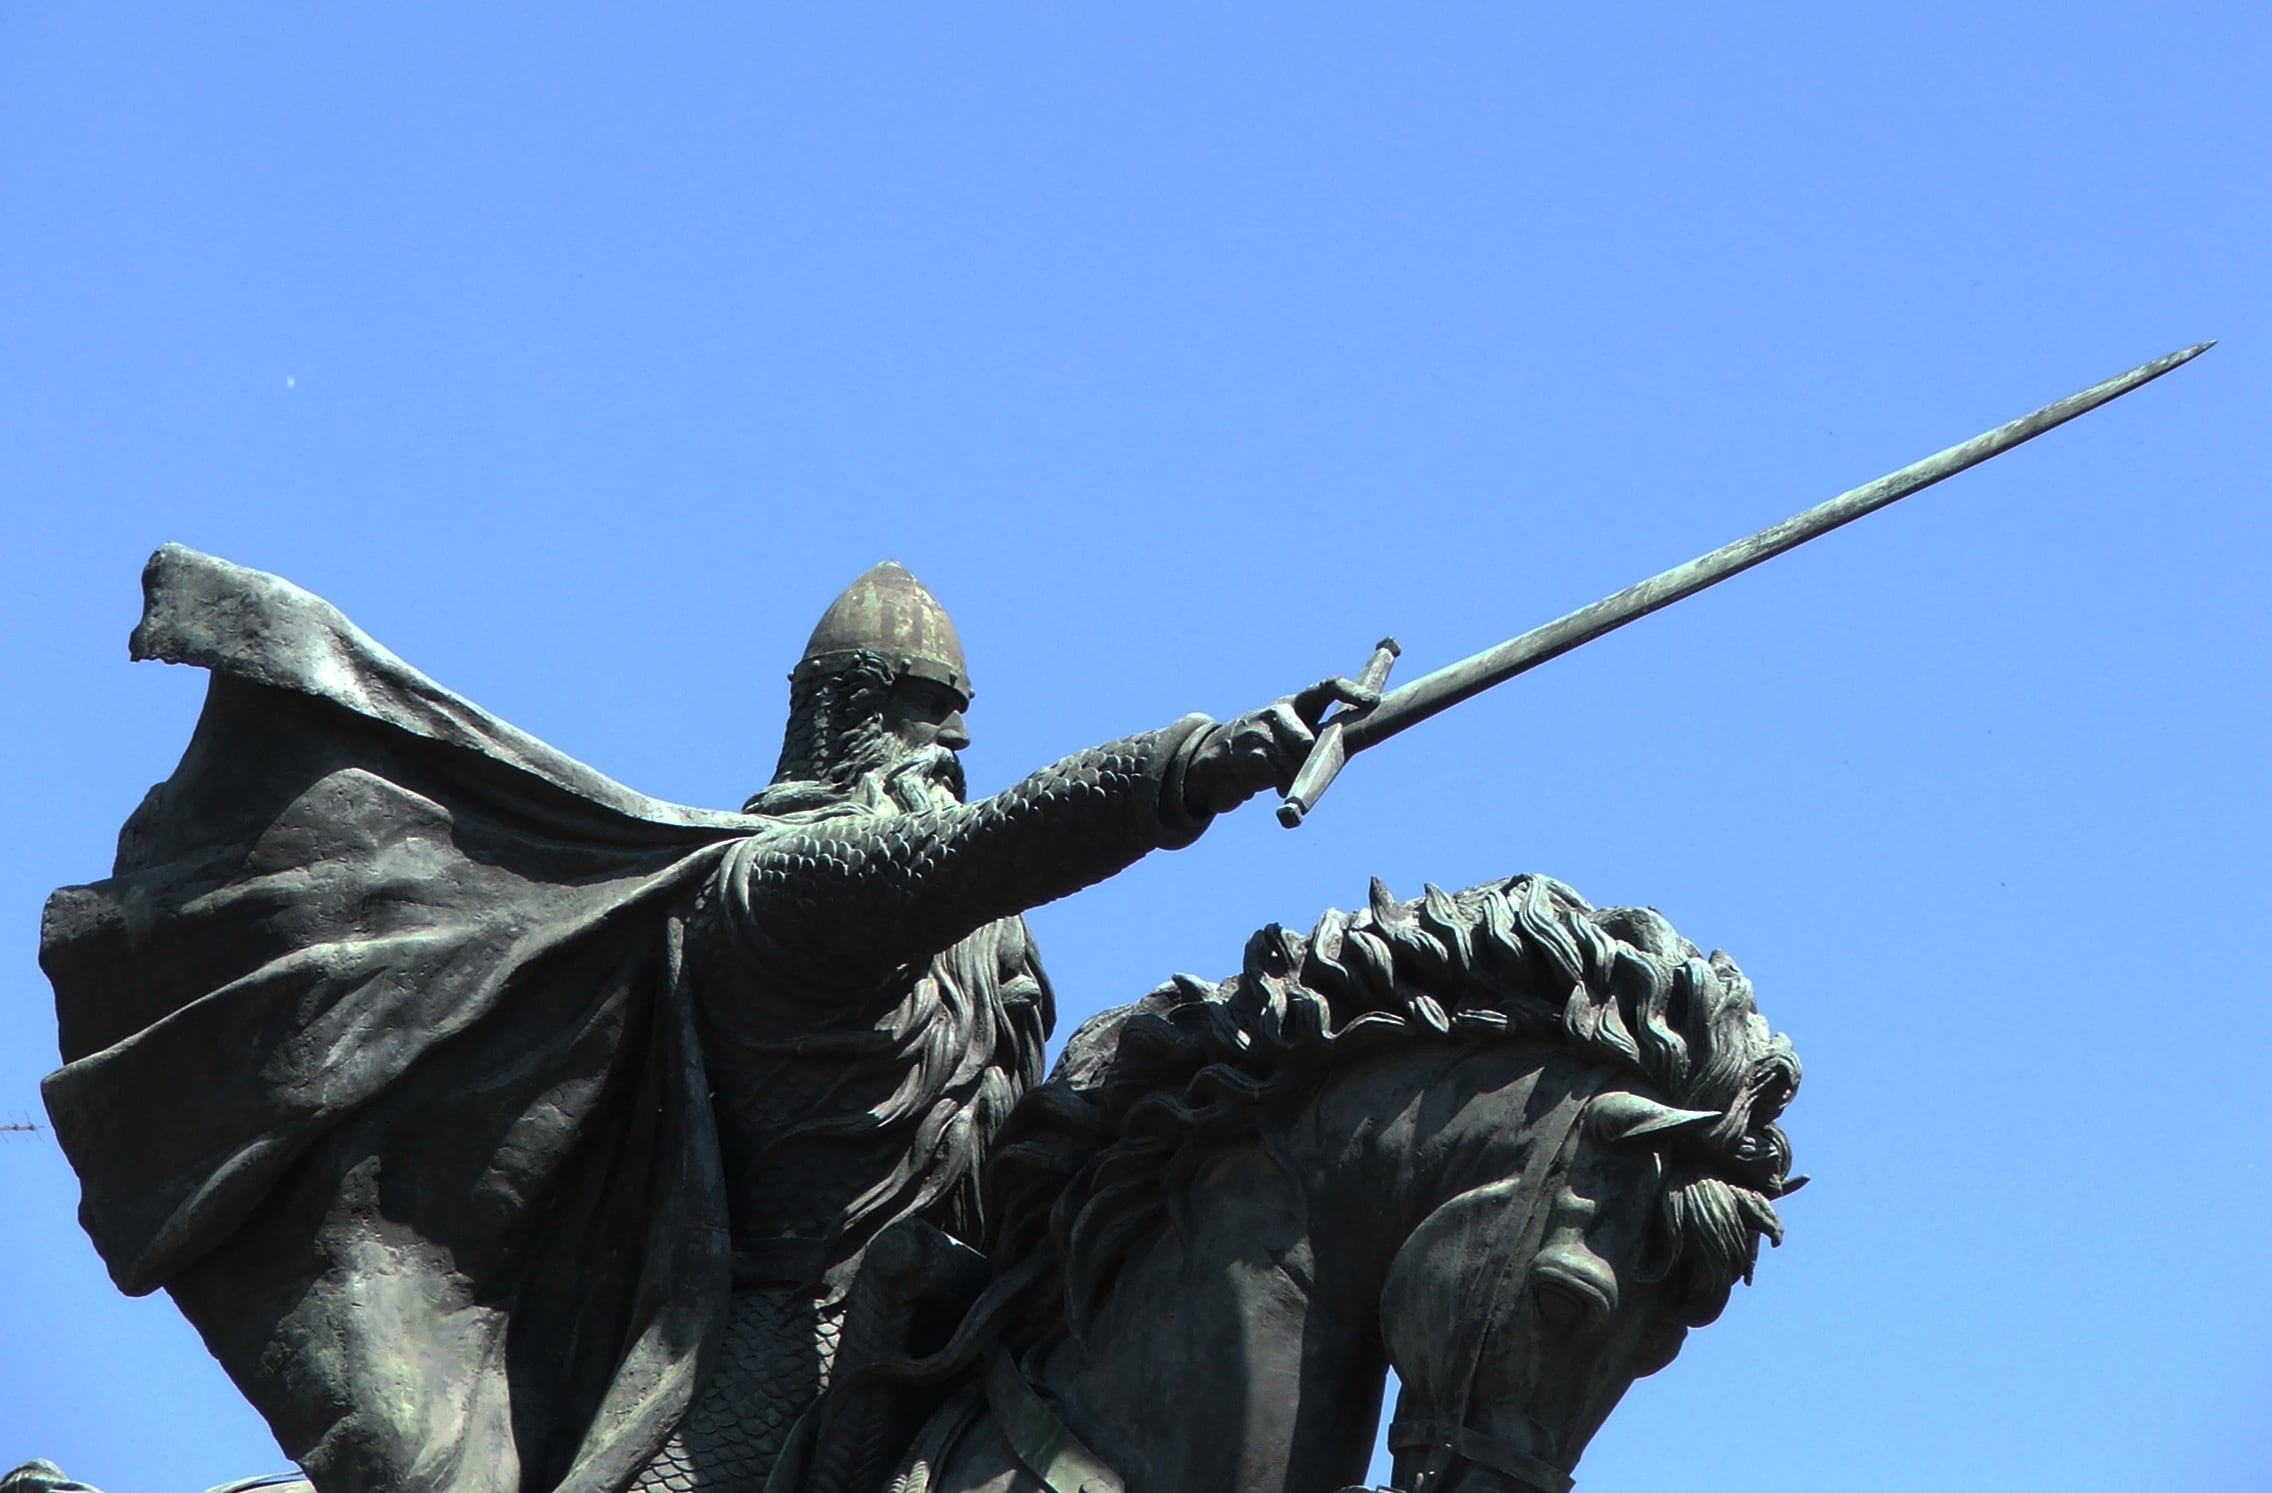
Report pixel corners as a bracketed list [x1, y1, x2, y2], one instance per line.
[625, 1289, 845, 1493]
[729, 727, 1213, 979]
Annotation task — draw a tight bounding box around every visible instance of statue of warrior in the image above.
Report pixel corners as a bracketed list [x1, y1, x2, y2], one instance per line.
[33, 350, 2201, 1493]
[37, 547, 1361, 1493]
[636, 561, 1357, 1490]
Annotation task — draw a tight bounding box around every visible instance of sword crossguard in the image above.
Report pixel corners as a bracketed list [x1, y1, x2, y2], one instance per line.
[1277, 637, 1400, 829]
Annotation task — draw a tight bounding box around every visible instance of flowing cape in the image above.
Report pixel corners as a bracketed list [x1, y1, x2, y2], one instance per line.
[40, 546, 762, 1493]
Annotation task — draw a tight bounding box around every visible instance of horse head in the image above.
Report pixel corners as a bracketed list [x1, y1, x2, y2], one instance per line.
[1378, 1079, 1794, 1493]
[1356, 880, 1802, 1493]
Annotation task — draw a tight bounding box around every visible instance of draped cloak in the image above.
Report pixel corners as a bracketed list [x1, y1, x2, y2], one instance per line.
[40, 546, 763, 1493]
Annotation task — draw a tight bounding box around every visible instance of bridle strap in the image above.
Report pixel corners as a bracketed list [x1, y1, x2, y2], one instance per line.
[1448, 1090, 1589, 1412]
[1394, 1084, 1594, 1493]
[982, 1348, 1127, 1493]
[1389, 1417, 1575, 1493]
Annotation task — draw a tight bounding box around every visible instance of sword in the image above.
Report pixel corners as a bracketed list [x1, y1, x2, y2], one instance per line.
[1279, 341, 2213, 827]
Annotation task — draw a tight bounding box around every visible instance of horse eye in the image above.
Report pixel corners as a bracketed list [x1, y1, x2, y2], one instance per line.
[1532, 1280, 1591, 1331]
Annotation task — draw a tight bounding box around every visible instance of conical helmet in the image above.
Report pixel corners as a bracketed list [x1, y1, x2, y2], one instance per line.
[793, 559, 972, 704]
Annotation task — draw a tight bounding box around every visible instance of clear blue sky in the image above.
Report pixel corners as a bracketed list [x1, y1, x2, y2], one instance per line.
[3, 6, 2265, 1490]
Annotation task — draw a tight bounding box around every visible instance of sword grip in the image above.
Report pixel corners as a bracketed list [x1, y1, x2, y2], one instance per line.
[1278, 638, 1400, 828]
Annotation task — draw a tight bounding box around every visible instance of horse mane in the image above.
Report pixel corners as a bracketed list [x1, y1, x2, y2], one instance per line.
[980, 873, 1802, 1343]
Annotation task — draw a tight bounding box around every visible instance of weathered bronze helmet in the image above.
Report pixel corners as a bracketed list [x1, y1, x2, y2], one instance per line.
[793, 559, 972, 705]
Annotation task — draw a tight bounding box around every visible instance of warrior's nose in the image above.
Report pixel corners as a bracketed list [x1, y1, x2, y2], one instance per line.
[937, 711, 970, 752]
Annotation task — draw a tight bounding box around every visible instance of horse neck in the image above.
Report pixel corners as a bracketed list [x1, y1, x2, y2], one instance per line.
[1020, 1044, 1561, 1493]
[1018, 1091, 1393, 1493]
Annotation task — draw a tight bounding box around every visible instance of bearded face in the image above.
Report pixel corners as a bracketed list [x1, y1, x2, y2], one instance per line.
[874, 675, 970, 808]
[757, 653, 970, 814]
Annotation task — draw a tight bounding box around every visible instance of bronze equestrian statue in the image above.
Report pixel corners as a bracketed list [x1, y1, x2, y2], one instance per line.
[20, 346, 2206, 1491]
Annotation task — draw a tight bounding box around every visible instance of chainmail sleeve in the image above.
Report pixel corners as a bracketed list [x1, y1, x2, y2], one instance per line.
[714, 715, 1217, 992]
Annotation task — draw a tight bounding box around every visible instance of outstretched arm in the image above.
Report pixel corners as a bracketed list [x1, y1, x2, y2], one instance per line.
[716, 679, 1370, 992]
[716, 719, 1210, 990]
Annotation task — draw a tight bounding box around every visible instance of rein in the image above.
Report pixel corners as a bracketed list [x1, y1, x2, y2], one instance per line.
[983, 1348, 1125, 1493]
[1384, 1419, 1573, 1493]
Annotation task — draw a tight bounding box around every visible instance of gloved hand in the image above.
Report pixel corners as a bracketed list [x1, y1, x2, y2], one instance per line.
[1182, 675, 1380, 818]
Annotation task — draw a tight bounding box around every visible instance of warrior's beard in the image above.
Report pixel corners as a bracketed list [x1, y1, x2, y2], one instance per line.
[876, 741, 967, 812]
[822, 716, 967, 811]
[747, 722, 966, 817]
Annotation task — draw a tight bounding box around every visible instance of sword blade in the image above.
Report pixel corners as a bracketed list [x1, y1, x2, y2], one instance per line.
[1339, 341, 2213, 756]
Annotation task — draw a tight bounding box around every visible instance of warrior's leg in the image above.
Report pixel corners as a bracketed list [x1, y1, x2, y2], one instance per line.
[627, 1285, 844, 1493]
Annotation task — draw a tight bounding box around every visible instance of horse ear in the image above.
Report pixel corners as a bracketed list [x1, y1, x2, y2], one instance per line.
[1588, 1091, 1720, 1147]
